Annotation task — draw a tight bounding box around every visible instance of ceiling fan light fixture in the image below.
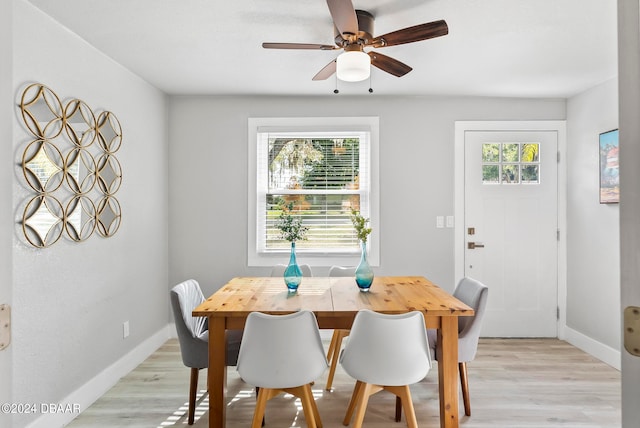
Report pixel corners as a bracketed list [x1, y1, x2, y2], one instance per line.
[336, 50, 370, 82]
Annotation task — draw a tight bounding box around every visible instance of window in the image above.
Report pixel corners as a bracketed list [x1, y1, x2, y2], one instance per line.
[248, 117, 379, 267]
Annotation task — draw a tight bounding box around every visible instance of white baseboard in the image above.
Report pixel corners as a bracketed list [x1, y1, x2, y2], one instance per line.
[26, 325, 173, 428]
[563, 325, 621, 370]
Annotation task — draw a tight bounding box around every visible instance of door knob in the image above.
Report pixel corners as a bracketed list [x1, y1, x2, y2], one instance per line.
[467, 242, 485, 249]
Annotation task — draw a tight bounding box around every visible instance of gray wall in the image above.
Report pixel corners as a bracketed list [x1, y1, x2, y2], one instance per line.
[566, 79, 620, 351]
[11, 2, 169, 426]
[168, 95, 566, 296]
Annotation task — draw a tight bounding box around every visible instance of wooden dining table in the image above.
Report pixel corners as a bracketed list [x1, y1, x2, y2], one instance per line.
[192, 275, 474, 428]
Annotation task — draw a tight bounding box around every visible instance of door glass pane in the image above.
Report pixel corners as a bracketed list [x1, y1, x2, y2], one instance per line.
[522, 165, 539, 183]
[502, 144, 519, 162]
[481, 142, 540, 185]
[521, 143, 539, 162]
[482, 143, 500, 162]
[502, 164, 519, 183]
[482, 165, 500, 183]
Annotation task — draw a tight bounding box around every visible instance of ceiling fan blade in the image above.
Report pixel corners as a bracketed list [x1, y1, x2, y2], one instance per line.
[262, 42, 337, 50]
[326, 0, 358, 36]
[312, 59, 337, 80]
[371, 20, 448, 48]
[368, 51, 412, 77]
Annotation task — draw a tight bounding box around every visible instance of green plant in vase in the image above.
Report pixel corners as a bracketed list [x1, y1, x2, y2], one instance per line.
[351, 209, 374, 291]
[276, 202, 309, 292]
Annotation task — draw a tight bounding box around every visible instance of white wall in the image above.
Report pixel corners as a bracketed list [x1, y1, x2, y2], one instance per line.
[1, 0, 14, 425]
[168, 95, 566, 296]
[565, 79, 620, 362]
[11, 1, 169, 426]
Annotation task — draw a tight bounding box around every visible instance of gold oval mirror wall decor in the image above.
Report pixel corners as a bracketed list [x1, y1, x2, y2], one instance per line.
[18, 83, 123, 247]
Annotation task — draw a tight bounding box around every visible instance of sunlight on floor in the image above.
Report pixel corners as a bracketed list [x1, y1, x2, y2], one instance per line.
[156, 386, 327, 427]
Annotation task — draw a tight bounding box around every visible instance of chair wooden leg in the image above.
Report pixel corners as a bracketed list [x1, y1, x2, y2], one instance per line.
[251, 388, 281, 428]
[386, 385, 418, 428]
[281, 385, 321, 428]
[298, 384, 319, 428]
[343, 380, 364, 425]
[307, 383, 323, 428]
[459, 362, 471, 416]
[351, 382, 376, 428]
[188, 368, 198, 425]
[395, 395, 402, 422]
[251, 387, 271, 428]
[327, 329, 339, 360]
[255, 387, 265, 427]
[326, 330, 348, 391]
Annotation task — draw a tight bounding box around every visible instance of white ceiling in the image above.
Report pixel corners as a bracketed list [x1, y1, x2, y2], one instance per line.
[26, 0, 618, 98]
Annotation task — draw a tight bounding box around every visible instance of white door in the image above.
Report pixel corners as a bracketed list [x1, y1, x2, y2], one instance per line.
[464, 130, 558, 337]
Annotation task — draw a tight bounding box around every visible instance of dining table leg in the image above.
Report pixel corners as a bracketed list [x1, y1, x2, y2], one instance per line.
[208, 316, 227, 428]
[437, 316, 460, 428]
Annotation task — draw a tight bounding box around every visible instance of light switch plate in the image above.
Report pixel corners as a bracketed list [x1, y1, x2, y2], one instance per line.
[436, 216, 444, 228]
[0, 304, 10, 351]
[446, 216, 454, 228]
[624, 306, 640, 357]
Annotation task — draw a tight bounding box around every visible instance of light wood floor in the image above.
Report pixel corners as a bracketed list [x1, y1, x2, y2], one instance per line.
[67, 338, 621, 428]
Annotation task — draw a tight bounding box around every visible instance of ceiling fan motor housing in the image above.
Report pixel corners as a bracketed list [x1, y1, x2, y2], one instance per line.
[334, 9, 374, 46]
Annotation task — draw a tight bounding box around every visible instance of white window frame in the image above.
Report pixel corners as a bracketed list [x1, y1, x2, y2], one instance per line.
[248, 116, 379, 267]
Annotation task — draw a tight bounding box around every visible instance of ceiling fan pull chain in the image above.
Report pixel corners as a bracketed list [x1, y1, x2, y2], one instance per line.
[369, 73, 373, 93]
[334, 74, 340, 94]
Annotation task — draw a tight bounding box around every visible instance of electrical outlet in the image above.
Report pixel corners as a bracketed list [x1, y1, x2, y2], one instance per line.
[123, 321, 130, 338]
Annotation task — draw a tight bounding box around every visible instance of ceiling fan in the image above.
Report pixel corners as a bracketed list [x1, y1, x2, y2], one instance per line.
[261, 0, 448, 82]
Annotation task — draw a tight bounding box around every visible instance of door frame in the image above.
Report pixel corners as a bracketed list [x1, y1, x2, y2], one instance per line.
[454, 120, 567, 338]
[618, 1, 640, 425]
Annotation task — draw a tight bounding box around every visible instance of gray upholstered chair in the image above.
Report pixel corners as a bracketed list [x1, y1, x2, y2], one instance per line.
[170, 279, 243, 425]
[270, 263, 313, 277]
[395, 276, 488, 420]
[325, 265, 356, 390]
[437, 277, 488, 416]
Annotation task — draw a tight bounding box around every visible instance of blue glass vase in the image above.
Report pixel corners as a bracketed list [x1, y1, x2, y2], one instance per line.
[284, 241, 302, 293]
[355, 241, 374, 291]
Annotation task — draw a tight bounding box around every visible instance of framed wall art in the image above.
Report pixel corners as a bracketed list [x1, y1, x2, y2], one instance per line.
[599, 128, 619, 204]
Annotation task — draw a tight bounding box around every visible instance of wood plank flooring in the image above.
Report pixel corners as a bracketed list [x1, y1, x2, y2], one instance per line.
[66, 338, 621, 427]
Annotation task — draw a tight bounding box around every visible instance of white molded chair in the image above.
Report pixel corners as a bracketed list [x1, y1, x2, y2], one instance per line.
[428, 277, 488, 416]
[328, 265, 356, 277]
[340, 309, 431, 428]
[170, 279, 242, 425]
[325, 265, 356, 391]
[237, 310, 328, 428]
[270, 263, 313, 277]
